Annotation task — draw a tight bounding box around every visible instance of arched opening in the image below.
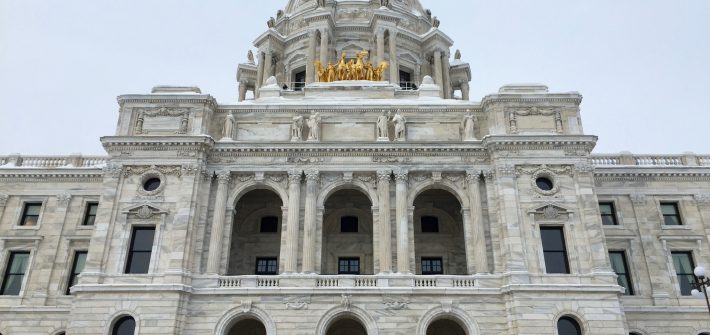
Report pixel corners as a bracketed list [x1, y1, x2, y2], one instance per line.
[326, 317, 367, 335]
[322, 189, 374, 275]
[426, 319, 466, 335]
[413, 189, 467, 275]
[112, 316, 136, 335]
[226, 318, 266, 335]
[557, 316, 582, 335]
[228, 189, 284, 275]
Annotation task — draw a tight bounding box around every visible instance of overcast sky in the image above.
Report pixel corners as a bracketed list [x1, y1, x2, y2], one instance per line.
[1, 0, 708, 155]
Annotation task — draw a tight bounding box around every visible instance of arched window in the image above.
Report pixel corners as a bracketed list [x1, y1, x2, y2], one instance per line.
[112, 316, 136, 335]
[557, 316, 581, 335]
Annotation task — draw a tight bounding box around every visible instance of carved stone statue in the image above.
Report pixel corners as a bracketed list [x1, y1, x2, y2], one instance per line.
[267, 17, 276, 28]
[247, 50, 255, 64]
[377, 110, 390, 140]
[380, 0, 390, 8]
[307, 111, 321, 141]
[221, 113, 236, 141]
[291, 115, 304, 141]
[461, 110, 476, 141]
[432, 17, 440, 28]
[392, 110, 406, 141]
[455, 49, 461, 61]
[317, 0, 326, 8]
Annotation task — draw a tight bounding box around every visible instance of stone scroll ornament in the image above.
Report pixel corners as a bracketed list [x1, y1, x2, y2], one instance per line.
[315, 50, 388, 82]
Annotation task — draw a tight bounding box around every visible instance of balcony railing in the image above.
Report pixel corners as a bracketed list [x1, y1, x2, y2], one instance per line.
[215, 275, 476, 289]
[591, 154, 710, 167]
[0, 154, 107, 168]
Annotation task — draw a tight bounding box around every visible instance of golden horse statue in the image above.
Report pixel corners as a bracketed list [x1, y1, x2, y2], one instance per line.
[314, 51, 390, 82]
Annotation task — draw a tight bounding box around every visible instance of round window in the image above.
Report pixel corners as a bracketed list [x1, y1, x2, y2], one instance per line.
[143, 178, 162, 192]
[535, 177, 554, 191]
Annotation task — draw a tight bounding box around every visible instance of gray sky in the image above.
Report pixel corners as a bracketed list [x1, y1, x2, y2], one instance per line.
[1, 0, 708, 155]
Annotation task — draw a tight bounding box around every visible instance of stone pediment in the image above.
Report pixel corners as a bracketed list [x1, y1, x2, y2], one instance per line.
[527, 203, 574, 221]
[122, 203, 169, 220]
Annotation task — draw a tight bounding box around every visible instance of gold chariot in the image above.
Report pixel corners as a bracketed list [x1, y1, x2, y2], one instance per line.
[314, 50, 388, 82]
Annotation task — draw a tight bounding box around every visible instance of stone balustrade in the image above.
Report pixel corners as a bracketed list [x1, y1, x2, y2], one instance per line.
[0, 154, 107, 168]
[591, 154, 708, 167]
[214, 275, 477, 289]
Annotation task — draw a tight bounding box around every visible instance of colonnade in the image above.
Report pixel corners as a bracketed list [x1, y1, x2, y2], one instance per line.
[205, 169, 488, 275]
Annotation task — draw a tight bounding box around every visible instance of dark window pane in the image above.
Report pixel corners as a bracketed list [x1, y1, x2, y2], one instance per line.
[541, 227, 569, 274]
[1, 252, 31, 295]
[260, 216, 279, 233]
[421, 257, 443, 275]
[672, 251, 696, 295]
[143, 178, 161, 192]
[421, 216, 439, 233]
[83, 202, 99, 226]
[536, 177, 554, 191]
[113, 316, 136, 335]
[661, 203, 682, 225]
[557, 317, 581, 335]
[338, 258, 360, 274]
[294, 71, 306, 91]
[21, 203, 42, 226]
[609, 251, 634, 295]
[255, 258, 278, 275]
[599, 202, 618, 226]
[125, 227, 155, 274]
[66, 251, 87, 295]
[340, 216, 358, 233]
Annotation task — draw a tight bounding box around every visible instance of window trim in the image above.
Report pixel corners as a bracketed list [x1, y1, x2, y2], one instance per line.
[598, 201, 619, 226]
[337, 257, 361, 275]
[14, 199, 47, 230]
[65, 250, 88, 295]
[420, 257, 444, 275]
[540, 226, 571, 274]
[1, 250, 32, 296]
[608, 250, 634, 295]
[659, 201, 683, 226]
[124, 226, 156, 274]
[255, 257, 278, 275]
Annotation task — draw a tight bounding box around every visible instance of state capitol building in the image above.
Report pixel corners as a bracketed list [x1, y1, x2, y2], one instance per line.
[1, 0, 709, 334]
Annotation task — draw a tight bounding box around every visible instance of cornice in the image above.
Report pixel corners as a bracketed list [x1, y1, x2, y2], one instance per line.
[594, 167, 710, 181]
[101, 136, 215, 155]
[217, 105, 482, 112]
[480, 94, 583, 108]
[482, 135, 598, 152]
[117, 95, 218, 110]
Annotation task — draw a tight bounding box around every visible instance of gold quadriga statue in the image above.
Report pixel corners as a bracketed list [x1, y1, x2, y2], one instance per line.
[315, 50, 388, 83]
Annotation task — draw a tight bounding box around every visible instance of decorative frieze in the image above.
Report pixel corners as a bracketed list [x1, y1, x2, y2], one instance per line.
[123, 165, 183, 178]
[284, 296, 311, 310]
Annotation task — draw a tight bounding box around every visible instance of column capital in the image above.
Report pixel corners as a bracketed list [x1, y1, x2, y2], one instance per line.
[394, 170, 408, 183]
[288, 169, 303, 184]
[216, 170, 231, 185]
[377, 169, 392, 182]
[466, 170, 482, 182]
[305, 169, 320, 181]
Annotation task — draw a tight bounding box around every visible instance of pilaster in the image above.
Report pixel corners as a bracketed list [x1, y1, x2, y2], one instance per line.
[302, 169, 319, 273]
[395, 169, 410, 273]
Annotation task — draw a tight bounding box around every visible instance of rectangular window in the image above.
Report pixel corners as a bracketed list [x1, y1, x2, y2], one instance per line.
[541, 227, 570, 274]
[340, 216, 358, 233]
[125, 227, 155, 274]
[66, 251, 87, 295]
[338, 257, 360, 275]
[294, 71, 306, 91]
[1, 251, 30, 295]
[83, 202, 99, 226]
[661, 203, 682, 226]
[672, 251, 696, 296]
[599, 202, 618, 226]
[421, 216, 440, 233]
[609, 251, 634, 295]
[421, 257, 443, 275]
[260, 216, 279, 233]
[255, 257, 278, 275]
[20, 203, 42, 226]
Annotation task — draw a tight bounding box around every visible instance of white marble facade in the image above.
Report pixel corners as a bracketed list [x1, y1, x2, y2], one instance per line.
[1, 1, 710, 335]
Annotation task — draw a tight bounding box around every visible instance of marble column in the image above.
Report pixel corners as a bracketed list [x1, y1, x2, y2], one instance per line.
[302, 169, 319, 273]
[433, 50, 444, 98]
[460, 82, 470, 101]
[319, 29, 329, 66]
[263, 50, 273, 84]
[442, 52, 451, 99]
[284, 170, 302, 273]
[206, 171, 231, 274]
[395, 170, 410, 273]
[307, 32, 317, 84]
[377, 169, 392, 273]
[466, 170, 489, 274]
[376, 29, 385, 66]
[255, 51, 265, 96]
[388, 29, 398, 83]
